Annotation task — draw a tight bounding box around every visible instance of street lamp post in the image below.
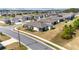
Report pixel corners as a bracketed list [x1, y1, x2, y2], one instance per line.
[18, 29, 21, 47]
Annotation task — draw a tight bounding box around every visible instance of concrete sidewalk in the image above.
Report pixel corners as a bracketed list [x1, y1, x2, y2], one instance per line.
[1, 38, 31, 50]
[1, 38, 18, 46]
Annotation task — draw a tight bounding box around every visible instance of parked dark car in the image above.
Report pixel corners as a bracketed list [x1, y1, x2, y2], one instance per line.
[0, 44, 5, 50]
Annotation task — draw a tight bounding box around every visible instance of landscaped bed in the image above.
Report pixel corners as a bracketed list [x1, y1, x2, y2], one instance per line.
[0, 32, 10, 42]
[5, 42, 28, 50]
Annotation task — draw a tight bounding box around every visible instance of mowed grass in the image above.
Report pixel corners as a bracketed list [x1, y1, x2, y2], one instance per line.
[5, 42, 28, 50]
[0, 33, 10, 42]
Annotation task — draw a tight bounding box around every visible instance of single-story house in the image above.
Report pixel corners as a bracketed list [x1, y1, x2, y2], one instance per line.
[32, 15, 40, 20]
[1, 17, 22, 24]
[34, 14, 44, 20]
[23, 21, 53, 32]
[62, 13, 75, 20]
[23, 13, 75, 32]
[75, 13, 79, 17]
[1, 18, 12, 24]
[39, 16, 64, 25]
[22, 15, 33, 21]
[23, 16, 64, 32]
[38, 18, 57, 25]
[50, 16, 64, 22]
[22, 14, 48, 21]
[11, 17, 22, 23]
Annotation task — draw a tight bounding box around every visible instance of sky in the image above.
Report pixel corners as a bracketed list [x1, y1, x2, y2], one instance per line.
[0, 0, 79, 8]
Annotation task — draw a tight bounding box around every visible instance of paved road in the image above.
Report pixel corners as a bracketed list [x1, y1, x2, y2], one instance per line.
[0, 27, 54, 50]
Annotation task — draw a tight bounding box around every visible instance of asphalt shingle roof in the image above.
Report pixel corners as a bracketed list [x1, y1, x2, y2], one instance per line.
[24, 21, 52, 28]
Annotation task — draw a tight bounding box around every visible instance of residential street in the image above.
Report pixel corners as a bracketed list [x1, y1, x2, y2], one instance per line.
[0, 27, 54, 50]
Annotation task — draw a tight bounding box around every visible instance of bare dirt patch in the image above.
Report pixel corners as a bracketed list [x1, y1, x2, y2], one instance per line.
[0, 34, 10, 42]
[5, 42, 27, 50]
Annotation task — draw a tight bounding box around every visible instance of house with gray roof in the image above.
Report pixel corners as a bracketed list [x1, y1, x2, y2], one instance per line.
[38, 16, 64, 25]
[11, 17, 22, 23]
[23, 21, 53, 32]
[74, 13, 79, 17]
[22, 15, 33, 21]
[60, 13, 75, 20]
[0, 17, 22, 24]
[22, 13, 50, 22]
[23, 15, 65, 32]
[23, 13, 75, 32]
[1, 18, 12, 24]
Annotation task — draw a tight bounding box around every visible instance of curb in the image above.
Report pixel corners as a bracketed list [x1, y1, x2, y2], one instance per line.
[15, 27, 67, 50]
[1, 31, 31, 50]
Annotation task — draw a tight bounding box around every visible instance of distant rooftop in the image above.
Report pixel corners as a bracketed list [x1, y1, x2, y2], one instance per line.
[0, 8, 66, 10]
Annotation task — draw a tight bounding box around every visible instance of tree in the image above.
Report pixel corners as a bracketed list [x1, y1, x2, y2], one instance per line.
[63, 8, 79, 13]
[73, 19, 79, 29]
[68, 25, 75, 35]
[61, 25, 70, 39]
[61, 25, 75, 39]
[0, 32, 3, 35]
[35, 11, 39, 14]
[11, 14, 15, 17]
[31, 16, 35, 20]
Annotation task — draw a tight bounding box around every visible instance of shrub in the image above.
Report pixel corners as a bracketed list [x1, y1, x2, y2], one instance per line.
[73, 19, 79, 29]
[27, 29, 35, 32]
[0, 32, 4, 36]
[61, 25, 75, 39]
[61, 31, 72, 39]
